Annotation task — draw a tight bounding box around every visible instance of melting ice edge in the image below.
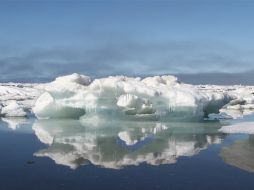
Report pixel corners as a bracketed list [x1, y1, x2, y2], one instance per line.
[0, 73, 254, 121]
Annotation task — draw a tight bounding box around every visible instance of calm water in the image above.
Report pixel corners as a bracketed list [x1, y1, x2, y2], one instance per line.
[1, 116, 254, 190]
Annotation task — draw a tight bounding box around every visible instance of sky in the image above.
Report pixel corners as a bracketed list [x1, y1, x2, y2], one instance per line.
[1, 0, 254, 84]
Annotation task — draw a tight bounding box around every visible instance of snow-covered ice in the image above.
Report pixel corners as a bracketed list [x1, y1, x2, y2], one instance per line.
[1, 101, 27, 117]
[0, 83, 42, 117]
[1, 73, 254, 120]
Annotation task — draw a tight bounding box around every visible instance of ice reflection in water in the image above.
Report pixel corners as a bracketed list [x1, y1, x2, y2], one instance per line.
[1, 117, 30, 130]
[31, 119, 225, 169]
[221, 135, 254, 173]
[3, 116, 254, 174]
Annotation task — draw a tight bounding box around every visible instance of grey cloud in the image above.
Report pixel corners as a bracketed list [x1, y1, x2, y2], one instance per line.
[176, 71, 254, 85]
[0, 41, 254, 84]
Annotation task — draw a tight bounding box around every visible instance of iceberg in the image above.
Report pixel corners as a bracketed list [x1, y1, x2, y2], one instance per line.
[32, 73, 234, 120]
[1, 73, 254, 120]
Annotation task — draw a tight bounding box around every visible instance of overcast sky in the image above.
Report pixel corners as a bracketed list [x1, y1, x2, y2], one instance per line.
[1, 0, 254, 84]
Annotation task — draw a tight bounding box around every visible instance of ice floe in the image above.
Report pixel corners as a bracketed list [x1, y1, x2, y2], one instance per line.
[1, 73, 254, 120]
[0, 83, 42, 117]
[219, 122, 254, 134]
[1, 101, 27, 117]
[32, 74, 233, 120]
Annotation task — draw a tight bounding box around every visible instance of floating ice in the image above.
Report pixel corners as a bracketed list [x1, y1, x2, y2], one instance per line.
[1, 101, 27, 117]
[53, 73, 91, 86]
[219, 122, 254, 134]
[33, 73, 234, 120]
[1, 73, 254, 119]
[0, 83, 42, 117]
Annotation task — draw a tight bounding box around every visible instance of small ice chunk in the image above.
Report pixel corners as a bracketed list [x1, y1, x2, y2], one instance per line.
[33, 92, 54, 118]
[54, 73, 91, 86]
[1, 101, 27, 117]
[141, 75, 179, 87]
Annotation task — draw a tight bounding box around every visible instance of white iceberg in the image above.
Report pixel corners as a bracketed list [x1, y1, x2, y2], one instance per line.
[33, 73, 234, 120]
[1, 73, 254, 120]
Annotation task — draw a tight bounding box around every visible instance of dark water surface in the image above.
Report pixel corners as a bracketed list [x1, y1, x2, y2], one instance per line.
[1, 116, 254, 190]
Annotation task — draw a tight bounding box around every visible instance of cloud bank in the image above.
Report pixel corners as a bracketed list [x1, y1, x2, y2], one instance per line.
[0, 41, 254, 84]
